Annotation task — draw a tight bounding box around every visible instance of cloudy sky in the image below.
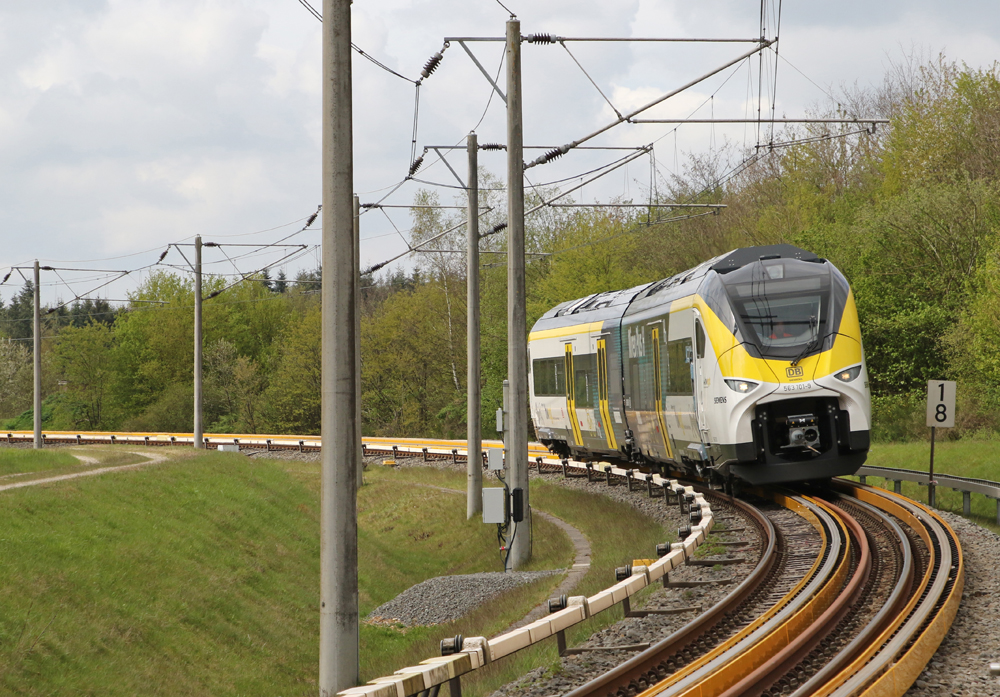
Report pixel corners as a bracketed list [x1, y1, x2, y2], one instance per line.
[1, 0, 997, 307]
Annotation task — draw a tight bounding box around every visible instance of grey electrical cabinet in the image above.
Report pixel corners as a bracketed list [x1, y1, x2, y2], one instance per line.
[487, 447, 504, 471]
[482, 487, 508, 524]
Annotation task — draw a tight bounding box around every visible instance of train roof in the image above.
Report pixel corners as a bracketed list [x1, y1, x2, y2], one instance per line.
[709, 244, 820, 274]
[633, 244, 822, 303]
[531, 282, 653, 331]
[531, 245, 824, 332]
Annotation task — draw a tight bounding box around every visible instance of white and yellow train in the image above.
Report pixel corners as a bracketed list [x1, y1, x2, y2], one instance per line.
[528, 244, 871, 485]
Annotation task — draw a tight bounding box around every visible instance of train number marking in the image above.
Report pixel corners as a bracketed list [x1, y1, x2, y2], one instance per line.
[780, 381, 816, 393]
[713, 396, 727, 404]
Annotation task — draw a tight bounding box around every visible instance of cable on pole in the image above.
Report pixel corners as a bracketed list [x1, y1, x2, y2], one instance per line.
[44, 271, 131, 316]
[292, 0, 419, 84]
[560, 40, 623, 120]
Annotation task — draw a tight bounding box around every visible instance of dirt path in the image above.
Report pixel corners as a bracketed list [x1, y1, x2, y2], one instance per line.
[415, 482, 592, 631]
[0, 450, 172, 493]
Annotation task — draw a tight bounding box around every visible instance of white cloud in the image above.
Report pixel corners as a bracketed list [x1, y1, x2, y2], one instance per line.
[1, 0, 997, 304]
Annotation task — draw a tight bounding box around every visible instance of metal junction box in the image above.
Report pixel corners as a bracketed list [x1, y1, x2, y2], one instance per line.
[482, 487, 508, 524]
[487, 447, 505, 471]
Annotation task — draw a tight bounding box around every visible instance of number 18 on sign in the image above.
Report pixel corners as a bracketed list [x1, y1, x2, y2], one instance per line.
[926, 380, 956, 508]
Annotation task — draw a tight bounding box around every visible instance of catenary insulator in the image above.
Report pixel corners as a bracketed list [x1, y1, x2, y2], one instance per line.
[480, 143, 506, 151]
[544, 145, 570, 163]
[421, 52, 443, 79]
[408, 155, 425, 177]
[527, 33, 556, 44]
[305, 210, 319, 227]
[363, 260, 389, 276]
[0, 271, 10, 284]
[481, 222, 508, 238]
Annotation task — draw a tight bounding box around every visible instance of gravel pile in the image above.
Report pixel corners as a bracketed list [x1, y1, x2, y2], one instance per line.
[367, 571, 558, 627]
[234, 447, 322, 462]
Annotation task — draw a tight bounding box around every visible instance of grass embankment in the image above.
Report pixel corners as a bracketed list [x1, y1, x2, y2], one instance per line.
[0, 451, 321, 696]
[357, 467, 670, 697]
[0, 447, 148, 480]
[857, 440, 1000, 534]
[0, 453, 668, 696]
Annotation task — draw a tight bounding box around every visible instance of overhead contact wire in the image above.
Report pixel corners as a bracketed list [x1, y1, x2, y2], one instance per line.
[560, 41, 623, 119]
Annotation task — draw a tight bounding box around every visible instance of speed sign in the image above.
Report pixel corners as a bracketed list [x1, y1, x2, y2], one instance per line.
[926, 380, 956, 428]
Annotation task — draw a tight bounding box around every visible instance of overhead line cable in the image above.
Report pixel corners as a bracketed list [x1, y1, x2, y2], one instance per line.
[293, 0, 420, 84]
[524, 40, 774, 169]
[203, 245, 317, 301]
[44, 272, 131, 316]
[560, 41, 622, 119]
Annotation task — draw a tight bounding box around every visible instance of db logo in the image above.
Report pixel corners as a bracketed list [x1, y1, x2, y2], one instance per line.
[786, 366, 804, 378]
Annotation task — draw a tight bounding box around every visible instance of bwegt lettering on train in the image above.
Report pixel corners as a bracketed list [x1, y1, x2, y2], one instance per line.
[528, 244, 871, 485]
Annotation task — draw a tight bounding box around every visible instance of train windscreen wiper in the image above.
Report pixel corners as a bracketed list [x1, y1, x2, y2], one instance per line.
[790, 316, 823, 366]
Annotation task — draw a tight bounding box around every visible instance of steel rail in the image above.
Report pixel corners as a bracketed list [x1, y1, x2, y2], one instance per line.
[715, 495, 871, 697]
[811, 480, 964, 697]
[643, 492, 845, 697]
[788, 495, 915, 697]
[561, 491, 776, 697]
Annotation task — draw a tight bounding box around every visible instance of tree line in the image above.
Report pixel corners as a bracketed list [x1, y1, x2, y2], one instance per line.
[1, 55, 998, 442]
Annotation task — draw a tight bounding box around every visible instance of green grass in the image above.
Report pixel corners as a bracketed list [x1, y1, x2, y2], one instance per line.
[853, 440, 1000, 534]
[347, 466, 669, 691]
[0, 448, 81, 476]
[0, 451, 321, 696]
[0, 454, 669, 696]
[397, 473, 671, 697]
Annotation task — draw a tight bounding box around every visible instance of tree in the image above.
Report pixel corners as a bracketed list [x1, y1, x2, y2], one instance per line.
[0, 340, 32, 420]
[52, 322, 114, 429]
[264, 306, 322, 434]
[233, 356, 267, 433]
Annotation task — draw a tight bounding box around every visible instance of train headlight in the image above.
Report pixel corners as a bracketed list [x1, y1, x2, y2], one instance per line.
[724, 379, 759, 393]
[834, 365, 863, 383]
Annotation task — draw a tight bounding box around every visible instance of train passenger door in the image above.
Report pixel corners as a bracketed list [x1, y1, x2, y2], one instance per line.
[666, 308, 700, 444]
[693, 314, 711, 444]
[595, 338, 617, 450]
[563, 343, 583, 446]
[650, 326, 674, 460]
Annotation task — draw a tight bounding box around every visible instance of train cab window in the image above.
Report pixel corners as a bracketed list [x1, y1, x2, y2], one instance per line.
[721, 260, 832, 360]
[695, 320, 706, 359]
[532, 358, 565, 396]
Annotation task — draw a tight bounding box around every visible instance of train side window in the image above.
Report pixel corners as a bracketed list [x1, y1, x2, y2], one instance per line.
[573, 353, 597, 408]
[667, 339, 694, 395]
[695, 320, 706, 359]
[629, 361, 639, 409]
[532, 358, 565, 396]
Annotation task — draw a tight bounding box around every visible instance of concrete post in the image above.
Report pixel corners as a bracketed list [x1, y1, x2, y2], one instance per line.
[33, 260, 41, 449]
[194, 235, 204, 449]
[355, 194, 363, 491]
[467, 132, 482, 518]
[505, 19, 531, 568]
[319, 0, 359, 693]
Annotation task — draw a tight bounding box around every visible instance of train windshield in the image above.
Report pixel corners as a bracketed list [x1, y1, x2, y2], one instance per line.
[721, 260, 832, 359]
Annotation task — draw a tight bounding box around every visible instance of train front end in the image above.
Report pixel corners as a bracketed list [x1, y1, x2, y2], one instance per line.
[705, 251, 871, 484]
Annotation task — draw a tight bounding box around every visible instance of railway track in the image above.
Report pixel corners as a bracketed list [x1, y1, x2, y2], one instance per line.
[560, 480, 962, 697]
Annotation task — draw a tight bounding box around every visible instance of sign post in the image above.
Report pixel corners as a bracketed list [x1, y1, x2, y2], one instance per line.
[925, 380, 956, 508]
